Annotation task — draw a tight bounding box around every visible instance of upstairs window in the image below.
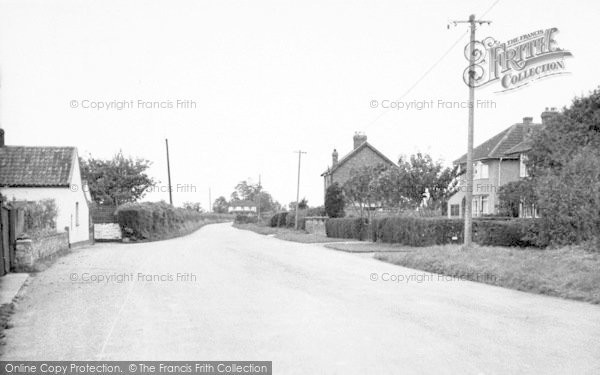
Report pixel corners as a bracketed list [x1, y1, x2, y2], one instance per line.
[520, 154, 529, 178]
[474, 161, 489, 179]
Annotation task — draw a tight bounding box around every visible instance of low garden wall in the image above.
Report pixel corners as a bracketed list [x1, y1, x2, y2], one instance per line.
[15, 232, 69, 271]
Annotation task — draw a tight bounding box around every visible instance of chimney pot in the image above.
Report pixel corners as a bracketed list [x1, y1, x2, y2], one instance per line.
[0, 129, 4, 147]
[541, 107, 559, 125]
[332, 149, 338, 167]
[353, 132, 367, 149]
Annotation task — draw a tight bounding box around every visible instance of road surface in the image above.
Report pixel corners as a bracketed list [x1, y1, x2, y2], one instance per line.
[2, 223, 600, 374]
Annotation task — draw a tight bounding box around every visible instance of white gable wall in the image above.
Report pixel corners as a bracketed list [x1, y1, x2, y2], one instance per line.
[1, 186, 90, 244]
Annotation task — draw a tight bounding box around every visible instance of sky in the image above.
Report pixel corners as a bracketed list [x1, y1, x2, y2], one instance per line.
[1, 0, 599, 209]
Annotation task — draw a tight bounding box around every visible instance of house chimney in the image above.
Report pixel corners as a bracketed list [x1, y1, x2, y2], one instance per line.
[523, 117, 533, 124]
[541, 107, 559, 125]
[353, 132, 367, 149]
[0, 128, 4, 147]
[332, 149, 338, 167]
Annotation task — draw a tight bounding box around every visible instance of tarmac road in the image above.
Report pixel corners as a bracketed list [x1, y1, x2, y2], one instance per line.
[2, 223, 600, 374]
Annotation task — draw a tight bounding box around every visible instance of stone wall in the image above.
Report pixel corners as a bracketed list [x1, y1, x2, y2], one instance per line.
[15, 232, 69, 271]
[94, 223, 122, 241]
[305, 217, 327, 236]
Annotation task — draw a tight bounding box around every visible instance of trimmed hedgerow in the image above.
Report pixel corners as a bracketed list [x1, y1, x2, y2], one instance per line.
[115, 202, 231, 241]
[325, 218, 369, 240]
[370, 217, 463, 246]
[326, 216, 544, 248]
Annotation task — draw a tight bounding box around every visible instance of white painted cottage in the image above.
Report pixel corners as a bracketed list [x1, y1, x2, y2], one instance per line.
[0, 130, 91, 244]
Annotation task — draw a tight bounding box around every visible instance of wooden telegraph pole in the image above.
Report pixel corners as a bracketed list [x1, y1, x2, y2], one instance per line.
[293, 150, 306, 230]
[450, 14, 491, 246]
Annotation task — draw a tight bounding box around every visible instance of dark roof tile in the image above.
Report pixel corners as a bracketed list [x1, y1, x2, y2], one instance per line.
[0, 146, 76, 187]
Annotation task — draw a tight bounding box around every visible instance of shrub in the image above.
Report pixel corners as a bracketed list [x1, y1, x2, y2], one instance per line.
[325, 183, 345, 218]
[22, 199, 58, 238]
[269, 212, 289, 227]
[326, 218, 369, 240]
[473, 219, 540, 247]
[235, 214, 258, 224]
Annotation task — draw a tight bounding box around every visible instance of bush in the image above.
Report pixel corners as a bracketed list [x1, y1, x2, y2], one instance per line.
[115, 201, 231, 240]
[326, 218, 369, 240]
[235, 214, 258, 224]
[325, 183, 345, 218]
[473, 219, 540, 247]
[269, 212, 289, 227]
[22, 199, 58, 238]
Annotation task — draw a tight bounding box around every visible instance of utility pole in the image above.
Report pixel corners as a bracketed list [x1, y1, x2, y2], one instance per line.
[450, 14, 491, 247]
[293, 150, 306, 230]
[257, 174, 261, 223]
[208, 187, 212, 213]
[165, 138, 173, 206]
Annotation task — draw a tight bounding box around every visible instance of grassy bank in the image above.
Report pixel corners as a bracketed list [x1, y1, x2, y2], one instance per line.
[233, 223, 350, 244]
[359, 243, 600, 304]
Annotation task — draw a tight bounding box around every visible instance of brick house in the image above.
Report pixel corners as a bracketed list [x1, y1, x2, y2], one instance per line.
[0, 129, 91, 244]
[447, 109, 558, 218]
[321, 132, 396, 202]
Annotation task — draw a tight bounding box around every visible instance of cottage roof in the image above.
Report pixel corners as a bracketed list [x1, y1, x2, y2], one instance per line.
[321, 142, 396, 176]
[454, 122, 541, 164]
[0, 146, 76, 187]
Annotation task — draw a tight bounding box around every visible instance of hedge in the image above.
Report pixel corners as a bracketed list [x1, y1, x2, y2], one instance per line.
[326, 218, 369, 240]
[115, 202, 232, 240]
[370, 217, 463, 246]
[235, 214, 258, 224]
[326, 216, 544, 248]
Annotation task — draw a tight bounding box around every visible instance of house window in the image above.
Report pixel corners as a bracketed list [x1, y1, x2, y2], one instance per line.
[520, 154, 529, 178]
[472, 198, 479, 216]
[75, 202, 80, 227]
[481, 196, 489, 215]
[474, 161, 489, 179]
[450, 204, 460, 217]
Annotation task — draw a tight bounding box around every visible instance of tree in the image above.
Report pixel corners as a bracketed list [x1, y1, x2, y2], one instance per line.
[393, 153, 458, 211]
[213, 196, 229, 213]
[80, 151, 155, 206]
[182, 202, 203, 212]
[289, 198, 308, 211]
[527, 88, 600, 246]
[325, 183, 345, 218]
[342, 164, 387, 220]
[230, 180, 278, 212]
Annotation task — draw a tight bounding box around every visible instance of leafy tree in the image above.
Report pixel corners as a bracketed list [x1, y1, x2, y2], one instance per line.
[230, 180, 278, 212]
[527, 88, 600, 246]
[80, 151, 155, 206]
[394, 153, 458, 210]
[213, 196, 229, 213]
[289, 198, 308, 211]
[325, 183, 345, 218]
[342, 164, 388, 220]
[182, 202, 203, 212]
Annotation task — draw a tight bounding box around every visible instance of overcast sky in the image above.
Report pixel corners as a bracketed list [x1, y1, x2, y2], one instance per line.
[1, 0, 598, 208]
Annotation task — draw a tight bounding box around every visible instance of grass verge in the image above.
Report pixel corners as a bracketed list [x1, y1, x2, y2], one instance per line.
[233, 223, 350, 244]
[368, 243, 600, 304]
